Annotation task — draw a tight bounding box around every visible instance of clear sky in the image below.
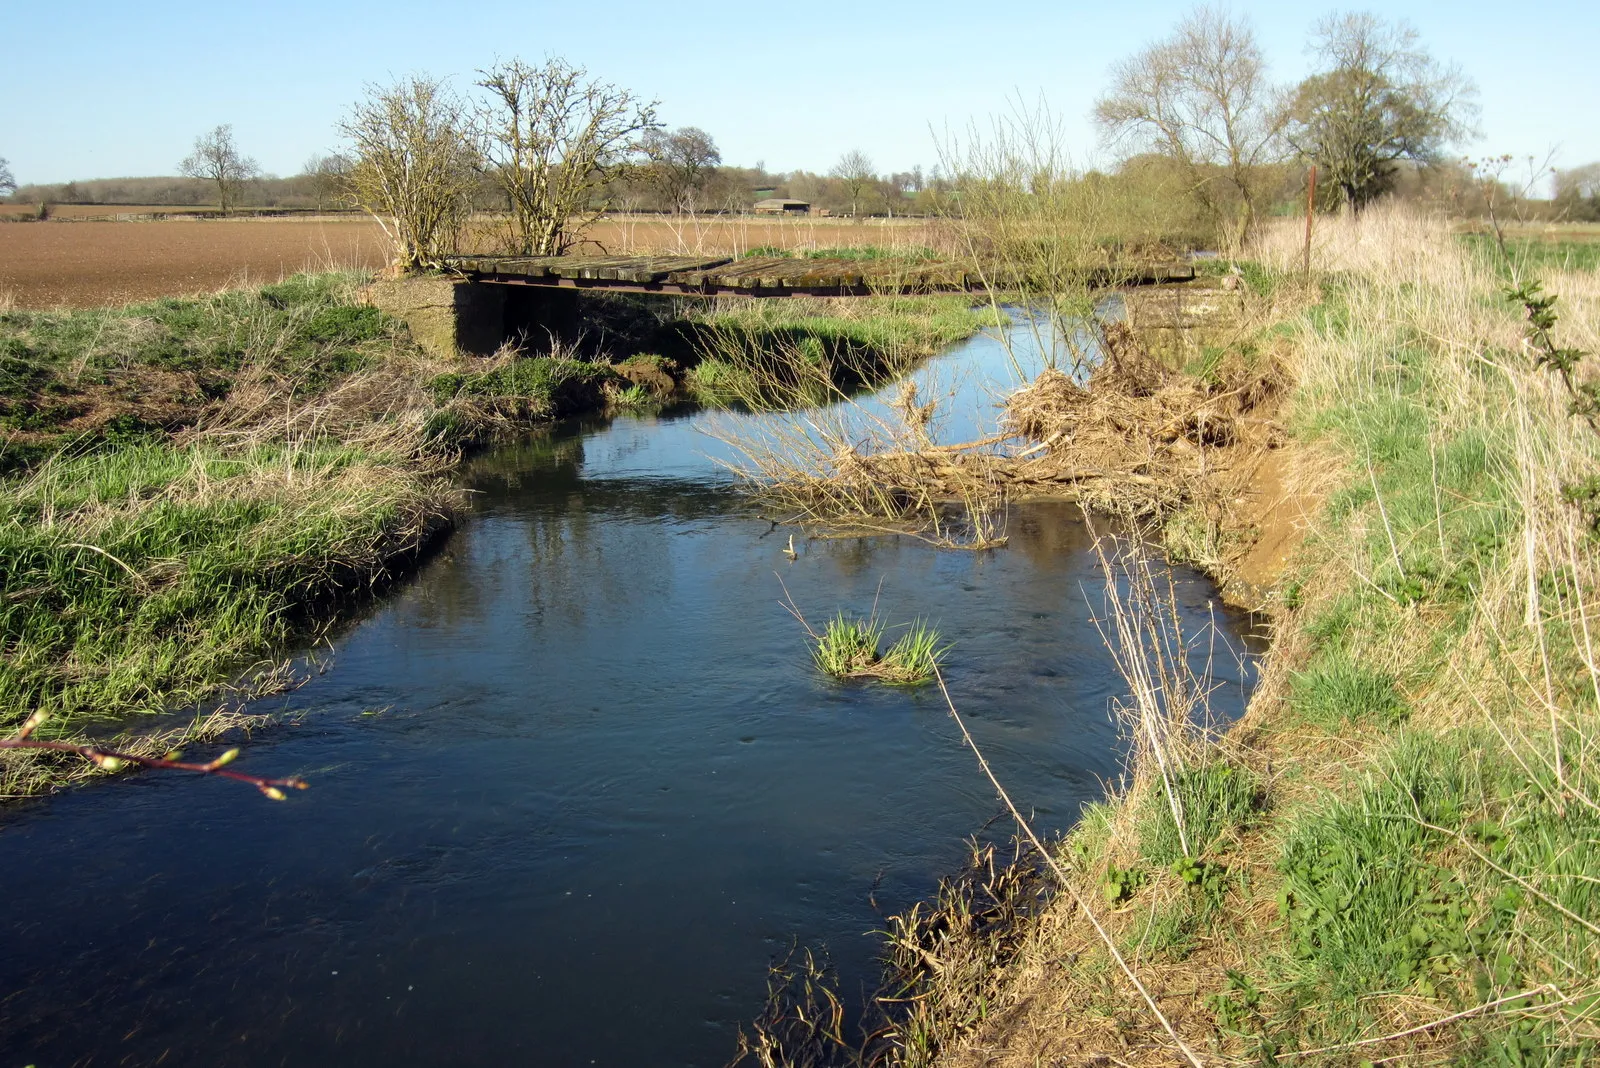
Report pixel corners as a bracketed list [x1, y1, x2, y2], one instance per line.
[3, 0, 1596, 187]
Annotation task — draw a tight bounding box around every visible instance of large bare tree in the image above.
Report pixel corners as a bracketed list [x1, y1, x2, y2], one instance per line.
[830, 150, 876, 217]
[640, 126, 720, 211]
[476, 57, 659, 256]
[0, 158, 15, 198]
[1094, 6, 1283, 250]
[1285, 12, 1478, 212]
[341, 76, 480, 271]
[179, 125, 261, 216]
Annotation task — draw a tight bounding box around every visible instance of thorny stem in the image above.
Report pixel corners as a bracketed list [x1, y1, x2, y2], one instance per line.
[2, 712, 306, 800]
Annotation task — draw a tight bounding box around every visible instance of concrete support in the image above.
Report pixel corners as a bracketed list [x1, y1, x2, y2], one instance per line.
[361, 275, 505, 358]
[361, 276, 591, 359]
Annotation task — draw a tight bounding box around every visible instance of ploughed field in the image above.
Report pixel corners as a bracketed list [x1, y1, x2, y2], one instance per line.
[0, 219, 391, 307]
[0, 215, 941, 309]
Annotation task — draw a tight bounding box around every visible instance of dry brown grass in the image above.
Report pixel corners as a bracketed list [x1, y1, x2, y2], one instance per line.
[709, 291, 1295, 568]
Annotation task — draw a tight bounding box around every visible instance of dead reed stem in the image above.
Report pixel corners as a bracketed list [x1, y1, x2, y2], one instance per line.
[929, 661, 1208, 1068]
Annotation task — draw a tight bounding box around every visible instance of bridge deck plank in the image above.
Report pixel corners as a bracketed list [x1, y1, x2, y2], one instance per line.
[444, 255, 1194, 293]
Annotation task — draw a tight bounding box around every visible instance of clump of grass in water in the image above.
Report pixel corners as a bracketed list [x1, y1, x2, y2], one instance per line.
[789, 583, 948, 686]
[812, 613, 947, 685]
[814, 613, 884, 676]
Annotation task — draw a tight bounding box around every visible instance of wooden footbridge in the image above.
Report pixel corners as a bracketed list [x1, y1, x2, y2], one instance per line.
[445, 255, 1194, 298]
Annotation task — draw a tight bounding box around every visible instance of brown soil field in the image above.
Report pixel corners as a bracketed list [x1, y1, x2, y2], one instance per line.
[0, 204, 231, 219]
[0, 219, 391, 307]
[0, 214, 945, 309]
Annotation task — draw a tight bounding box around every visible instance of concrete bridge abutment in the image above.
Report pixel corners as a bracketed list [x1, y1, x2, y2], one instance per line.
[360, 275, 586, 359]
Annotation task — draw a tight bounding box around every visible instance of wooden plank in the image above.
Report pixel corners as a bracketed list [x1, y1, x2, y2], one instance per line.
[784, 258, 863, 288]
[677, 256, 790, 288]
[462, 256, 560, 278]
[494, 257, 558, 278]
[446, 253, 1195, 293]
[559, 257, 629, 280]
[611, 256, 732, 283]
[860, 261, 968, 291]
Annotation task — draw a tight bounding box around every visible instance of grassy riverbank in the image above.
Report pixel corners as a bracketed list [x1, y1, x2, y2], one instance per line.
[922, 210, 1600, 1065]
[0, 270, 991, 798]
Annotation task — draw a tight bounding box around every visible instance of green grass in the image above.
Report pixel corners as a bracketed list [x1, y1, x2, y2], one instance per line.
[814, 613, 885, 676]
[812, 613, 948, 685]
[0, 275, 480, 795]
[695, 294, 997, 356]
[1187, 245, 1600, 1055]
[1459, 233, 1600, 276]
[0, 441, 451, 734]
[430, 357, 619, 418]
[0, 272, 397, 471]
[1011, 232, 1600, 1061]
[1277, 728, 1600, 1027]
[1287, 650, 1409, 730]
[1137, 760, 1263, 865]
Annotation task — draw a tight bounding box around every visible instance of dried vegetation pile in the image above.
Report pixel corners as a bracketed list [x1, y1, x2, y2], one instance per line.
[719, 288, 1295, 579]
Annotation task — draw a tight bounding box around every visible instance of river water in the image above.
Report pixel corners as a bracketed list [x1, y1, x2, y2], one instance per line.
[0, 318, 1261, 1067]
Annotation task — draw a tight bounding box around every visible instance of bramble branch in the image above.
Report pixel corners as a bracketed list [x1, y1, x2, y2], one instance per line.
[1, 711, 307, 800]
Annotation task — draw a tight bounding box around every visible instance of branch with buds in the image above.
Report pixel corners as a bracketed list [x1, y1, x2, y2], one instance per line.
[1, 711, 307, 800]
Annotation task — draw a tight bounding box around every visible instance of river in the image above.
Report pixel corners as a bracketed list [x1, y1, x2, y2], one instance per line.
[0, 314, 1261, 1067]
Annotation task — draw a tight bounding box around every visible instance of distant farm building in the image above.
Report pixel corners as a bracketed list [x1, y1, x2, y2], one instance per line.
[753, 198, 810, 216]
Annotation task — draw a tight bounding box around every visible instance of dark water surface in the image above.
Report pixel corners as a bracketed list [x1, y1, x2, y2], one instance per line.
[0, 321, 1262, 1067]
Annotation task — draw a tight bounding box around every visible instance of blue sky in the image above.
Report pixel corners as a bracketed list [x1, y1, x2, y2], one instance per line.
[3, 0, 1596, 186]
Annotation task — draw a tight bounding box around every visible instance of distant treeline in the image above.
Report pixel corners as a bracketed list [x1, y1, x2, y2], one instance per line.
[7, 173, 341, 211]
[3, 165, 945, 217]
[8, 156, 1597, 227]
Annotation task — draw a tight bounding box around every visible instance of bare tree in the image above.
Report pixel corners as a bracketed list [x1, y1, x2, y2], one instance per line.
[1285, 12, 1478, 212]
[1558, 162, 1600, 200]
[830, 150, 876, 217]
[881, 172, 914, 217]
[1094, 6, 1284, 251]
[341, 76, 480, 271]
[302, 152, 354, 212]
[1555, 162, 1600, 222]
[476, 57, 659, 257]
[0, 158, 15, 198]
[641, 126, 721, 211]
[179, 125, 261, 216]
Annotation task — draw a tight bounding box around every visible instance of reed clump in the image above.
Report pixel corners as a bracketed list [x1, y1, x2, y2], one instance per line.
[732, 838, 1052, 1068]
[809, 612, 947, 686]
